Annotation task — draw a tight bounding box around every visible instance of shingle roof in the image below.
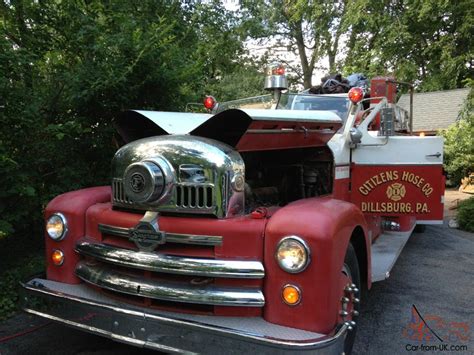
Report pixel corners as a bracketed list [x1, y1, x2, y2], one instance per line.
[397, 88, 470, 132]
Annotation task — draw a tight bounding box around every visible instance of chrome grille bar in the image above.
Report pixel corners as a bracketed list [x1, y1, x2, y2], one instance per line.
[76, 240, 265, 279]
[75, 261, 265, 307]
[98, 223, 223, 246]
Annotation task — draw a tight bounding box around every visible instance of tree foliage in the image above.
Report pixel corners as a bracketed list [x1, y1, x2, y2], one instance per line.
[343, 0, 473, 91]
[240, 0, 472, 90]
[240, 0, 349, 88]
[0, 1, 249, 239]
[457, 197, 474, 233]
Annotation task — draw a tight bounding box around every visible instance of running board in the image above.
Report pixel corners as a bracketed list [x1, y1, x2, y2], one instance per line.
[371, 226, 415, 282]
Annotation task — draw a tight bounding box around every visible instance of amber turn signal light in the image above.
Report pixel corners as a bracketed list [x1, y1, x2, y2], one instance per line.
[51, 249, 64, 266]
[282, 284, 301, 306]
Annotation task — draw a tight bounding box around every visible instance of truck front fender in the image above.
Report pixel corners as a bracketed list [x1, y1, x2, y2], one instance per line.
[45, 186, 111, 284]
[263, 196, 369, 334]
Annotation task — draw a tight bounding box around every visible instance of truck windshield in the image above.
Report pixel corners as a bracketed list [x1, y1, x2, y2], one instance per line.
[216, 93, 349, 123]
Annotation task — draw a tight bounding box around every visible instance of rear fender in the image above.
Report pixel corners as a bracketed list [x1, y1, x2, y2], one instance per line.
[263, 197, 369, 333]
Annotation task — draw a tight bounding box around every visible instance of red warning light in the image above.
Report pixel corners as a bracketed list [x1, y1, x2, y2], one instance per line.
[274, 66, 285, 75]
[203, 96, 216, 110]
[348, 87, 364, 104]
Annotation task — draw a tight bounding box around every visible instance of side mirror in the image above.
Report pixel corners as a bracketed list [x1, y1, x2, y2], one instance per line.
[350, 128, 363, 146]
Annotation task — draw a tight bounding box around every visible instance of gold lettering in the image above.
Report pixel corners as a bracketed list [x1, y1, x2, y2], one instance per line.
[370, 177, 378, 187]
[359, 186, 368, 196]
[417, 177, 424, 188]
[402, 171, 409, 181]
[380, 172, 387, 183]
[422, 184, 433, 197]
[366, 180, 374, 189]
[393, 170, 399, 180]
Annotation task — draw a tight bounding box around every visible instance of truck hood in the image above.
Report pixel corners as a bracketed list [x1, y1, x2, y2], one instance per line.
[115, 109, 342, 151]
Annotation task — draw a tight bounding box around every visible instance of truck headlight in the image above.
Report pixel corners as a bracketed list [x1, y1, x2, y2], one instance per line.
[275, 236, 310, 273]
[46, 213, 68, 241]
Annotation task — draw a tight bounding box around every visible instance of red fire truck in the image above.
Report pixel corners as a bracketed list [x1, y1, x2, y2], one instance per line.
[21, 64, 445, 354]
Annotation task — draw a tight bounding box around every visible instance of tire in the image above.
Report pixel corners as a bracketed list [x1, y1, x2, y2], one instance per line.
[342, 243, 361, 355]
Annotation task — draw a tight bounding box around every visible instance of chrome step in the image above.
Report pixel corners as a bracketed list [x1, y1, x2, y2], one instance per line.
[75, 261, 265, 307]
[371, 226, 415, 282]
[76, 240, 264, 279]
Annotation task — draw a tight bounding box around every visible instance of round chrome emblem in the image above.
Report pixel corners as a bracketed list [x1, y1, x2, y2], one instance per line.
[130, 173, 146, 193]
[124, 160, 165, 203]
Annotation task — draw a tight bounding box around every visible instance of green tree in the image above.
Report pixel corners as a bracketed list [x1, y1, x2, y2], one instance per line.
[240, 0, 349, 88]
[0, 1, 249, 239]
[343, 0, 473, 91]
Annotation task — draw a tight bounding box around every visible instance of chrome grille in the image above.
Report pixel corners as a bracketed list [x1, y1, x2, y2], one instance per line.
[114, 178, 215, 212]
[112, 178, 132, 205]
[176, 184, 213, 209]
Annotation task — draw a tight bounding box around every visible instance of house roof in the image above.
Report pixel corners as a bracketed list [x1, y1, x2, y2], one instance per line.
[397, 88, 470, 132]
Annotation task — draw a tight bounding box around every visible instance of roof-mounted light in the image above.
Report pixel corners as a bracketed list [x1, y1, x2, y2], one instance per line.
[348, 87, 364, 104]
[203, 96, 217, 111]
[264, 62, 288, 91]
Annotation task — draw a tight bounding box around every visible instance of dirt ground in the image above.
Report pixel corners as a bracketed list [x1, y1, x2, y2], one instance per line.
[443, 187, 472, 221]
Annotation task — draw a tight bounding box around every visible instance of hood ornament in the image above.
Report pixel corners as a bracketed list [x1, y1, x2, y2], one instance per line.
[129, 211, 166, 251]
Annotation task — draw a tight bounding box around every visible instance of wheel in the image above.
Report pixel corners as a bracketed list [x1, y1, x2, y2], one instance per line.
[414, 224, 426, 233]
[339, 243, 361, 354]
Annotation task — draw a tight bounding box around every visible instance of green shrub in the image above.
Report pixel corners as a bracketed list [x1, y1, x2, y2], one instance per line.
[0, 255, 44, 320]
[457, 197, 474, 233]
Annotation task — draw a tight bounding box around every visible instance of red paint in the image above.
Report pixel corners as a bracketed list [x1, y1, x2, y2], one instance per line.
[85, 202, 267, 316]
[263, 197, 369, 333]
[351, 165, 444, 221]
[45, 186, 111, 284]
[333, 177, 350, 201]
[369, 77, 397, 130]
[236, 120, 341, 152]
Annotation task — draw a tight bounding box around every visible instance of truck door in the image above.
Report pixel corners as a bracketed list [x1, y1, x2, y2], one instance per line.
[351, 134, 445, 224]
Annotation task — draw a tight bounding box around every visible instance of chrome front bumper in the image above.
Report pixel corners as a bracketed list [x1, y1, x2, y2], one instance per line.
[21, 277, 347, 354]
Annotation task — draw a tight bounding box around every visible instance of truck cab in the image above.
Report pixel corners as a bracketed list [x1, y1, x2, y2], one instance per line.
[21, 66, 444, 354]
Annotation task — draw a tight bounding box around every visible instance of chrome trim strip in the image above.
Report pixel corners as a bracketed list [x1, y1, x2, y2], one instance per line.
[75, 262, 265, 307]
[98, 223, 223, 246]
[75, 240, 264, 279]
[21, 278, 347, 352]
